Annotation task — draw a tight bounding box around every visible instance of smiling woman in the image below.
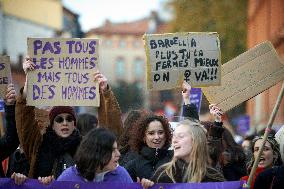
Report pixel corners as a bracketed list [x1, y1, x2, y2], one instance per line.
[124, 113, 173, 181]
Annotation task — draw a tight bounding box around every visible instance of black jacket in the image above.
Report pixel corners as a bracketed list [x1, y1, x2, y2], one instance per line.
[182, 103, 199, 120]
[6, 148, 29, 177]
[0, 104, 19, 177]
[34, 127, 81, 178]
[119, 150, 138, 167]
[125, 146, 173, 181]
[254, 166, 284, 189]
[152, 159, 225, 183]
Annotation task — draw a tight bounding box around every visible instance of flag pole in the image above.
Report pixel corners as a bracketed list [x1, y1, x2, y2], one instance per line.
[246, 82, 284, 188]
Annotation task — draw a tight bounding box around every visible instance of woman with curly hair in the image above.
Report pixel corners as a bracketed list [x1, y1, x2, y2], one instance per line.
[118, 109, 148, 166]
[124, 113, 173, 181]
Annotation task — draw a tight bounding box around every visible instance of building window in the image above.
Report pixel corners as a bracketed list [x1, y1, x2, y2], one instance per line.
[119, 39, 127, 48]
[133, 40, 141, 48]
[18, 54, 23, 67]
[115, 57, 126, 79]
[105, 39, 112, 47]
[133, 58, 144, 79]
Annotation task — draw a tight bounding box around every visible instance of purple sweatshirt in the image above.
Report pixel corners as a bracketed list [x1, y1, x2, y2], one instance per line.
[57, 165, 133, 183]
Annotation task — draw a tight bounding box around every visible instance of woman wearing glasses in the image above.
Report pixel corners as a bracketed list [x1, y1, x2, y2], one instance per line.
[14, 57, 122, 183]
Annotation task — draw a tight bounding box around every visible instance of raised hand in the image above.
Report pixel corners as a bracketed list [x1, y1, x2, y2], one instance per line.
[4, 83, 16, 105]
[93, 71, 108, 92]
[182, 81, 191, 105]
[209, 104, 223, 122]
[23, 56, 35, 74]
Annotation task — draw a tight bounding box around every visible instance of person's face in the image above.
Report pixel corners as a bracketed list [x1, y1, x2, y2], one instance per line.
[144, 120, 166, 149]
[172, 125, 193, 163]
[254, 139, 275, 168]
[52, 113, 75, 138]
[103, 142, 120, 172]
[242, 140, 251, 152]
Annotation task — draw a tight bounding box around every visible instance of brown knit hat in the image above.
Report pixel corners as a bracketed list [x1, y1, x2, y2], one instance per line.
[49, 106, 76, 126]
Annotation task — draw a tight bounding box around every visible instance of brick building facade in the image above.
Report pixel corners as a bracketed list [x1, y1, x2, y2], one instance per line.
[247, 0, 284, 130]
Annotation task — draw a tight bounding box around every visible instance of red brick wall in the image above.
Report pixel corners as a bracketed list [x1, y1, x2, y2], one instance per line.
[247, 0, 284, 129]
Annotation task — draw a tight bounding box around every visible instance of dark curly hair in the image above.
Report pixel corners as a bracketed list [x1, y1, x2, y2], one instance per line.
[118, 109, 148, 154]
[129, 113, 172, 152]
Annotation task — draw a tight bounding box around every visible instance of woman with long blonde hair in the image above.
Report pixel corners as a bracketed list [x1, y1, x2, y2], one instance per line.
[151, 119, 225, 183]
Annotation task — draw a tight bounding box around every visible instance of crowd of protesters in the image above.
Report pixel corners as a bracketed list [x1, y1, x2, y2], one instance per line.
[0, 57, 283, 189]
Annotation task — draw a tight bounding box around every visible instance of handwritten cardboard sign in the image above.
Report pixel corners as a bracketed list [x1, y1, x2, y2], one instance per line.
[144, 32, 221, 90]
[0, 56, 11, 98]
[202, 41, 284, 112]
[27, 38, 100, 106]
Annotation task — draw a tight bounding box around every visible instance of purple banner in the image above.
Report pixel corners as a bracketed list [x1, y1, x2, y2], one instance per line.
[189, 88, 202, 113]
[0, 99, 4, 112]
[232, 115, 250, 136]
[0, 178, 245, 189]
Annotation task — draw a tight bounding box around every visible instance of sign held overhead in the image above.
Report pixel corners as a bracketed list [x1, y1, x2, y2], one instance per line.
[0, 56, 12, 98]
[143, 32, 221, 90]
[27, 38, 100, 106]
[202, 41, 284, 112]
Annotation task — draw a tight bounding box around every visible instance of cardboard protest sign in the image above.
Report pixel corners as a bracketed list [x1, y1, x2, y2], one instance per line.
[144, 32, 221, 90]
[0, 56, 12, 98]
[27, 38, 100, 106]
[202, 41, 284, 112]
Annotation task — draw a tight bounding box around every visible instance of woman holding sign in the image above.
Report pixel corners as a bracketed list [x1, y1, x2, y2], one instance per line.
[15, 57, 123, 181]
[0, 84, 19, 177]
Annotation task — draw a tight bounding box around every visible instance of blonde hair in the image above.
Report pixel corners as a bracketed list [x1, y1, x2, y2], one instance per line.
[157, 119, 208, 182]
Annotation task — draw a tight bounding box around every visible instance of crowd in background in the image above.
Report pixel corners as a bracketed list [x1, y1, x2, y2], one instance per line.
[0, 57, 284, 189]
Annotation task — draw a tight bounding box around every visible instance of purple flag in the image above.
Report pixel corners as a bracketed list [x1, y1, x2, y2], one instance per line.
[0, 99, 4, 112]
[232, 115, 250, 136]
[0, 178, 245, 189]
[189, 88, 202, 113]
